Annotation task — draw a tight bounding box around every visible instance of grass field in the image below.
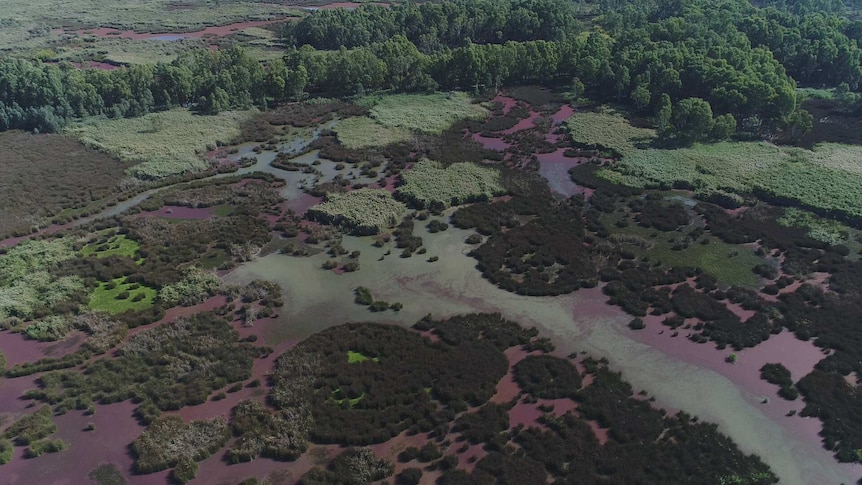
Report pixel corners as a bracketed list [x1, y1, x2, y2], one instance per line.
[567, 111, 862, 220]
[347, 351, 378, 364]
[364, 92, 488, 135]
[334, 116, 413, 149]
[307, 188, 406, 235]
[53, 37, 198, 65]
[0, 0, 300, 54]
[566, 110, 655, 156]
[67, 108, 254, 179]
[0, 131, 129, 237]
[81, 234, 141, 259]
[88, 277, 157, 314]
[397, 159, 505, 208]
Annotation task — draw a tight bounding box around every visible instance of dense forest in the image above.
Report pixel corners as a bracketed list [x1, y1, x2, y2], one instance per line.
[1, 0, 861, 139]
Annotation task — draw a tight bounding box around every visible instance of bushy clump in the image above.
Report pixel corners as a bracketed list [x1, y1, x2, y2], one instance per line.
[158, 267, 221, 307]
[307, 189, 407, 235]
[397, 159, 505, 209]
[3, 406, 57, 445]
[26, 438, 67, 458]
[132, 415, 230, 473]
[0, 271, 83, 321]
[25, 315, 72, 341]
[0, 438, 12, 465]
[300, 447, 395, 485]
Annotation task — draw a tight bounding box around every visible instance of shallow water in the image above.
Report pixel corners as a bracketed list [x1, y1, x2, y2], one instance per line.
[226, 223, 858, 485]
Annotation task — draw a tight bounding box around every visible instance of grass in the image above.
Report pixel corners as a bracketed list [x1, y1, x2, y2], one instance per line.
[605, 213, 763, 287]
[88, 277, 157, 314]
[0, 131, 129, 237]
[365, 92, 488, 135]
[566, 110, 655, 156]
[567, 111, 862, 220]
[307, 188, 407, 235]
[67, 108, 255, 179]
[334, 116, 412, 149]
[397, 159, 505, 208]
[347, 351, 379, 364]
[0, 0, 300, 54]
[81, 234, 141, 259]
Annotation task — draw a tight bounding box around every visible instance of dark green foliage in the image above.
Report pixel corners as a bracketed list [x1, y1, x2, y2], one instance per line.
[88, 464, 126, 485]
[452, 402, 511, 446]
[513, 355, 582, 398]
[760, 363, 798, 400]
[396, 468, 422, 485]
[354, 287, 373, 306]
[628, 318, 646, 330]
[299, 447, 394, 485]
[275, 317, 532, 446]
[797, 370, 862, 462]
[426, 219, 449, 233]
[25, 313, 257, 422]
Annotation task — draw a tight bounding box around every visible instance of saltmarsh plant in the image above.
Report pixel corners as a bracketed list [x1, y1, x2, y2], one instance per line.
[307, 188, 406, 235]
[778, 208, 850, 245]
[158, 266, 221, 307]
[571, 110, 862, 220]
[132, 415, 230, 474]
[66, 108, 255, 180]
[365, 92, 488, 134]
[397, 159, 505, 209]
[566, 111, 655, 156]
[334, 116, 412, 149]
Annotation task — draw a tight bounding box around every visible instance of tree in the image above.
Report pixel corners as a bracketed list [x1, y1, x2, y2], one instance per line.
[655, 93, 672, 136]
[671, 97, 714, 144]
[711, 113, 736, 140]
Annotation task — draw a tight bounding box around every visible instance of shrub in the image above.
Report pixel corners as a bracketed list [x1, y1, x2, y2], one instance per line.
[397, 159, 504, 209]
[307, 189, 406, 235]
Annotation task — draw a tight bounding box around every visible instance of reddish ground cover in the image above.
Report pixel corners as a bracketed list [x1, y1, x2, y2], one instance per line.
[70, 19, 290, 40]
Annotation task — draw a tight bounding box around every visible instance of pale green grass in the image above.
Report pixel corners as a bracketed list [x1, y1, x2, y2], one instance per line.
[567, 111, 862, 219]
[81, 234, 140, 259]
[347, 351, 378, 364]
[0, 0, 301, 53]
[566, 110, 655, 156]
[89, 277, 157, 314]
[52, 37, 197, 65]
[779, 208, 853, 245]
[366, 92, 488, 135]
[308, 188, 406, 234]
[397, 159, 505, 208]
[335, 116, 413, 149]
[67, 108, 254, 179]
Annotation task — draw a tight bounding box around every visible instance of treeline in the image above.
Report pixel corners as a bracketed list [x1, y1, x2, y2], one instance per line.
[3, 0, 860, 137]
[283, 0, 580, 50]
[0, 47, 287, 132]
